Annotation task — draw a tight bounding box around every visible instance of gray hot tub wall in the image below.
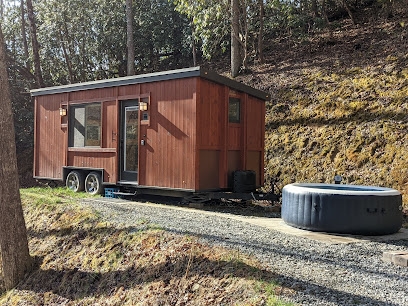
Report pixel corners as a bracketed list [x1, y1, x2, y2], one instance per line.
[282, 185, 403, 235]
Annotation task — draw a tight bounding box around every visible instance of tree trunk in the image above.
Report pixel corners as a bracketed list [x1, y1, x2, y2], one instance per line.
[311, 0, 318, 17]
[191, 19, 197, 67]
[0, 24, 32, 292]
[385, 0, 394, 19]
[343, 0, 356, 25]
[62, 17, 76, 76]
[126, 0, 135, 76]
[0, 0, 4, 20]
[321, 0, 330, 24]
[231, 0, 240, 77]
[82, 35, 87, 81]
[59, 30, 75, 83]
[242, 0, 248, 70]
[26, 0, 44, 88]
[20, 0, 30, 71]
[258, 0, 264, 64]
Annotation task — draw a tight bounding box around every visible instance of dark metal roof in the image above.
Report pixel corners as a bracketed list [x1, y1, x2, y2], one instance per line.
[30, 67, 270, 101]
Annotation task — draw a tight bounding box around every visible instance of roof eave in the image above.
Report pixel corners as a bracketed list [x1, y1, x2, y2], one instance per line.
[200, 69, 270, 101]
[30, 66, 270, 101]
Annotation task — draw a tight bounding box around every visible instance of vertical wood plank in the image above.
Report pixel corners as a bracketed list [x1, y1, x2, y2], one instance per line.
[260, 98, 265, 185]
[64, 93, 69, 168]
[194, 78, 200, 190]
[115, 86, 120, 183]
[101, 100, 105, 148]
[219, 86, 229, 188]
[242, 93, 248, 169]
[33, 97, 38, 177]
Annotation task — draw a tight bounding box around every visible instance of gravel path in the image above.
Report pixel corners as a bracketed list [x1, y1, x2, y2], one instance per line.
[79, 197, 408, 306]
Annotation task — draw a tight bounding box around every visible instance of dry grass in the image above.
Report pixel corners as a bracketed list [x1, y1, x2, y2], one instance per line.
[0, 188, 293, 305]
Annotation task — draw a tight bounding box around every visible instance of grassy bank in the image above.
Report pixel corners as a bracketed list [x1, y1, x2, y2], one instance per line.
[266, 55, 408, 204]
[0, 188, 292, 305]
[234, 18, 408, 206]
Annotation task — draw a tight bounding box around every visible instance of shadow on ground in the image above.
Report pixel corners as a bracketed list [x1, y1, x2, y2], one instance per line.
[103, 194, 282, 218]
[18, 222, 406, 305]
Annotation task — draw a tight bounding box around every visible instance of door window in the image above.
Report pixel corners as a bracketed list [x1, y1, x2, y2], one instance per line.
[124, 106, 139, 172]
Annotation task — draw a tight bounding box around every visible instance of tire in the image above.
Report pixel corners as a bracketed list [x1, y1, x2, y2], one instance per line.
[66, 171, 85, 192]
[85, 172, 103, 195]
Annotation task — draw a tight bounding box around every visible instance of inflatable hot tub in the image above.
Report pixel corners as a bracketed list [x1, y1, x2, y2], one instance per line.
[282, 183, 403, 235]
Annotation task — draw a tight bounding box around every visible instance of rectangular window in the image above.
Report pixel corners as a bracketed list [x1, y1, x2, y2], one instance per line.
[69, 103, 101, 147]
[229, 97, 241, 123]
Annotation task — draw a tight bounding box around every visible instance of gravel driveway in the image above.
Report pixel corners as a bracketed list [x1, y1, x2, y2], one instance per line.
[79, 197, 408, 306]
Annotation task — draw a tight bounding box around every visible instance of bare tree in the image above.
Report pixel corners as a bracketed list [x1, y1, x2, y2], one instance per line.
[241, 0, 249, 70]
[321, 0, 330, 24]
[384, 0, 395, 18]
[59, 30, 75, 83]
[0, 24, 32, 292]
[20, 0, 31, 71]
[341, 0, 356, 25]
[258, 0, 264, 64]
[191, 18, 197, 67]
[126, 0, 135, 76]
[26, 0, 44, 87]
[0, 0, 4, 19]
[231, 0, 240, 77]
[311, 0, 318, 17]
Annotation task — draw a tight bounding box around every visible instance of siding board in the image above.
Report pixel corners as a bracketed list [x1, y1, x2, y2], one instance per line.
[69, 87, 114, 102]
[35, 94, 66, 179]
[139, 78, 196, 189]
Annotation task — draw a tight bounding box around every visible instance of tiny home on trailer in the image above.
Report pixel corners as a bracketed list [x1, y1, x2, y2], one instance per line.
[31, 67, 270, 196]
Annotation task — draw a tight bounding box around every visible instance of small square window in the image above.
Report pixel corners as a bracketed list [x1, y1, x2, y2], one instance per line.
[229, 97, 240, 123]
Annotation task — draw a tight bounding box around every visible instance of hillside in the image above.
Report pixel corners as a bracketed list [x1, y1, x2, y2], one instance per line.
[230, 16, 408, 205]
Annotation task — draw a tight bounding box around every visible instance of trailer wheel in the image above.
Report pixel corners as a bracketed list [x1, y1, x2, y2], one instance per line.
[66, 171, 85, 192]
[85, 172, 103, 195]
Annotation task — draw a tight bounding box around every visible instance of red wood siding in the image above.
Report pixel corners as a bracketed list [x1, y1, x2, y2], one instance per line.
[196, 79, 266, 190]
[69, 87, 115, 102]
[228, 126, 241, 149]
[67, 151, 116, 183]
[196, 79, 225, 149]
[246, 96, 265, 185]
[118, 84, 141, 97]
[246, 96, 264, 150]
[102, 101, 118, 149]
[138, 78, 197, 189]
[34, 93, 66, 179]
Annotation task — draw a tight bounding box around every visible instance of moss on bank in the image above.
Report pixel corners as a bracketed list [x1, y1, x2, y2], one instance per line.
[264, 54, 408, 205]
